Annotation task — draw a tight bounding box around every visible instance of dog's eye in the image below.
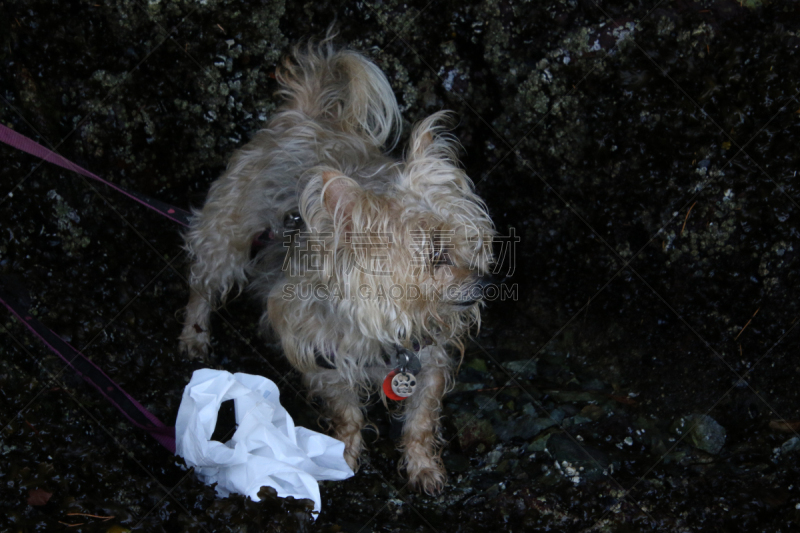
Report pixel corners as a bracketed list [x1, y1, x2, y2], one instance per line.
[283, 212, 304, 231]
[430, 247, 451, 269]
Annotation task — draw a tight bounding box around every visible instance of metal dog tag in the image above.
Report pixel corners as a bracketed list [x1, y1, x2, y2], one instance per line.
[390, 345, 422, 375]
[390, 371, 417, 398]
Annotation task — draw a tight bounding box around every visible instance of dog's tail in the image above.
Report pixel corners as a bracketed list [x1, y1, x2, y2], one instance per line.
[276, 33, 401, 148]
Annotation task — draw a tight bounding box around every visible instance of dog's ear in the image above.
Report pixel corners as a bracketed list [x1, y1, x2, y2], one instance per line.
[402, 112, 473, 197]
[406, 111, 455, 162]
[322, 170, 359, 219]
[409, 129, 434, 160]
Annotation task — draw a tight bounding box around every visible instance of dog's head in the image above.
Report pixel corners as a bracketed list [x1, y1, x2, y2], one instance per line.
[297, 112, 496, 350]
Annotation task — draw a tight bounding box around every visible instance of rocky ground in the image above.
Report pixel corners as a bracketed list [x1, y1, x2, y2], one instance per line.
[2, 0, 800, 531]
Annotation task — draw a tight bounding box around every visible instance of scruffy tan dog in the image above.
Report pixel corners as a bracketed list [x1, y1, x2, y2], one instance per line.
[179, 37, 495, 494]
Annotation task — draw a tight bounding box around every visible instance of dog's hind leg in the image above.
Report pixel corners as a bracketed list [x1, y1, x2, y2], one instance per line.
[179, 288, 214, 358]
[180, 159, 267, 358]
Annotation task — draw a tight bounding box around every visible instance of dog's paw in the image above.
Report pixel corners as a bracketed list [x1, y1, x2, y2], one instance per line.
[335, 430, 363, 473]
[179, 324, 210, 359]
[343, 445, 361, 473]
[407, 465, 446, 496]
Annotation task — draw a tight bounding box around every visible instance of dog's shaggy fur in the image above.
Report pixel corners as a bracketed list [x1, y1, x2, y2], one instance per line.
[179, 37, 495, 494]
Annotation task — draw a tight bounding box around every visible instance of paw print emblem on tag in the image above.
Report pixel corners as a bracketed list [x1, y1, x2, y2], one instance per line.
[391, 372, 417, 397]
[382, 370, 417, 401]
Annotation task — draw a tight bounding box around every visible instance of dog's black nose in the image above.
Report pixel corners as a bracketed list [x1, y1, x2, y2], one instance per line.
[473, 275, 496, 299]
[478, 274, 497, 289]
[456, 275, 496, 306]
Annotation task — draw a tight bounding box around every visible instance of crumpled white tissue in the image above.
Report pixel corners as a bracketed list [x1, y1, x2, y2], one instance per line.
[175, 369, 354, 517]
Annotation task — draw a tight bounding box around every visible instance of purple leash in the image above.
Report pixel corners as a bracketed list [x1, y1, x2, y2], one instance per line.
[0, 282, 176, 453]
[0, 124, 186, 452]
[0, 124, 192, 226]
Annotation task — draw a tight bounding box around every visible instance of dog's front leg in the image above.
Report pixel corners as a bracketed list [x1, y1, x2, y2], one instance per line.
[399, 348, 450, 495]
[304, 370, 366, 472]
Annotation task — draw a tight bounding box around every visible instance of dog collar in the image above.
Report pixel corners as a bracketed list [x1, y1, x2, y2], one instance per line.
[252, 212, 304, 249]
[313, 338, 430, 374]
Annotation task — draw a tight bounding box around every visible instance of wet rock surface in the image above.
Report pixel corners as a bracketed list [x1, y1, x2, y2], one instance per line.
[2, 0, 800, 531]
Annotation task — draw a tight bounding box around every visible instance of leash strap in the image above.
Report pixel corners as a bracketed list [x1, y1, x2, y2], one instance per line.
[0, 125, 209, 452]
[1, 125, 191, 452]
[0, 123, 192, 227]
[0, 283, 177, 453]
